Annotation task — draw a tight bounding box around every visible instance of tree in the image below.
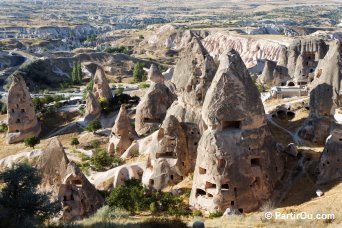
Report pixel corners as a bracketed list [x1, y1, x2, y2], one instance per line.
[71, 138, 80, 147]
[71, 61, 79, 84]
[133, 62, 146, 82]
[0, 164, 60, 227]
[85, 120, 102, 133]
[24, 136, 40, 149]
[91, 149, 121, 171]
[76, 60, 82, 82]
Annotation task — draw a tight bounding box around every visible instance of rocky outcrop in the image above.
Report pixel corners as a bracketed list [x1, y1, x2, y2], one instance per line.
[202, 32, 285, 68]
[142, 115, 200, 190]
[36, 138, 69, 197]
[108, 105, 137, 156]
[58, 161, 104, 220]
[84, 91, 101, 123]
[93, 66, 113, 101]
[146, 64, 164, 83]
[166, 37, 217, 133]
[189, 50, 284, 213]
[6, 75, 41, 144]
[287, 38, 328, 81]
[317, 125, 342, 184]
[259, 60, 276, 86]
[299, 41, 342, 144]
[135, 75, 175, 135]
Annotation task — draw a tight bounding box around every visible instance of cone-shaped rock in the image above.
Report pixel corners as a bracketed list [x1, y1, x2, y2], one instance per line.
[135, 79, 175, 136]
[6, 75, 41, 144]
[93, 66, 113, 100]
[84, 91, 101, 123]
[142, 115, 200, 190]
[36, 137, 69, 197]
[58, 161, 104, 220]
[108, 105, 137, 156]
[166, 36, 217, 133]
[259, 60, 276, 86]
[148, 64, 164, 83]
[190, 50, 284, 213]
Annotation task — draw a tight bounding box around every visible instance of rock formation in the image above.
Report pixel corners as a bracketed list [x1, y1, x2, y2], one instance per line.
[6, 75, 41, 144]
[58, 161, 104, 220]
[135, 66, 175, 135]
[84, 91, 101, 123]
[166, 37, 217, 133]
[146, 64, 164, 83]
[36, 137, 69, 197]
[92, 66, 113, 101]
[108, 105, 137, 156]
[299, 41, 342, 144]
[287, 38, 328, 82]
[259, 60, 276, 86]
[317, 124, 342, 184]
[142, 115, 200, 190]
[189, 50, 284, 213]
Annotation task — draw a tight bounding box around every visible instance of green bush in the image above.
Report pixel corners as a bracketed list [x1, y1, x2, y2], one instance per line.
[192, 210, 203, 217]
[0, 101, 7, 114]
[70, 138, 80, 147]
[115, 86, 124, 95]
[24, 136, 40, 149]
[91, 149, 122, 171]
[0, 123, 8, 133]
[85, 120, 102, 133]
[104, 46, 130, 55]
[99, 98, 109, 110]
[209, 210, 223, 218]
[139, 82, 150, 89]
[133, 62, 147, 82]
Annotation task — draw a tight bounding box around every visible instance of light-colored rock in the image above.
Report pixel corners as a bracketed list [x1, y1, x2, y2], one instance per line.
[6, 75, 41, 144]
[142, 115, 200, 190]
[189, 50, 284, 213]
[146, 64, 164, 83]
[58, 161, 104, 220]
[84, 91, 101, 123]
[92, 66, 113, 100]
[316, 189, 324, 197]
[108, 105, 137, 156]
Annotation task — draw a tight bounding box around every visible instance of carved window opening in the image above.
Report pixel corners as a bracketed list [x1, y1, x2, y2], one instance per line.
[222, 121, 241, 130]
[16, 119, 20, 123]
[199, 167, 206, 174]
[231, 201, 235, 206]
[205, 181, 216, 189]
[207, 193, 213, 198]
[196, 188, 206, 197]
[251, 158, 261, 167]
[11, 109, 14, 113]
[149, 179, 154, 186]
[170, 175, 174, 180]
[21, 109, 25, 113]
[222, 183, 229, 190]
[238, 208, 243, 213]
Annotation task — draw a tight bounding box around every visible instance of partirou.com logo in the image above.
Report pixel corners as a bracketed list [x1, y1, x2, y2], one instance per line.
[264, 211, 335, 220]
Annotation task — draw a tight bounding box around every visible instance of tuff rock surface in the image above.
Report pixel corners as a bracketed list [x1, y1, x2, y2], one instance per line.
[92, 66, 113, 101]
[84, 91, 101, 123]
[6, 75, 41, 144]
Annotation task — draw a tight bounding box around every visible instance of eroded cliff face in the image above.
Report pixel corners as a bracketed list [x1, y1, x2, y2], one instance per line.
[202, 32, 286, 69]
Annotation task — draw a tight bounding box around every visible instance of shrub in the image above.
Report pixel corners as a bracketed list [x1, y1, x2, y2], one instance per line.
[99, 98, 109, 110]
[91, 149, 122, 171]
[192, 210, 203, 217]
[24, 136, 40, 149]
[0, 123, 8, 133]
[86, 120, 102, 133]
[0, 164, 60, 227]
[115, 86, 124, 95]
[139, 82, 150, 89]
[209, 211, 223, 218]
[0, 101, 7, 114]
[88, 140, 101, 149]
[104, 46, 130, 55]
[70, 138, 80, 147]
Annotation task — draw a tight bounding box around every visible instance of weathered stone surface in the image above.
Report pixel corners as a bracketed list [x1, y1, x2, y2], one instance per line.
[317, 125, 342, 184]
[259, 60, 276, 86]
[189, 50, 284, 213]
[166, 37, 217, 133]
[58, 161, 104, 220]
[299, 41, 342, 144]
[6, 75, 41, 144]
[84, 91, 101, 123]
[36, 137, 69, 197]
[142, 115, 200, 190]
[108, 105, 137, 156]
[146, 64, 164, 83]
[135, 80, 175, 136]
[92, 66, 113, 100]
[113, 163, 144, 188]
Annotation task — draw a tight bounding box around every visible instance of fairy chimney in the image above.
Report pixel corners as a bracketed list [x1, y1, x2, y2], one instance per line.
[147, 64, 164, 83]
[84, 91, 101, 123]
[6, 75, 41, 144]
[92, 66, 113, 101]
[189, 50, 284, 213]
[108, 105, 137, 156]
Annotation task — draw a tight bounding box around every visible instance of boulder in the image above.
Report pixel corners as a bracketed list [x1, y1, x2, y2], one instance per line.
[6, 75, 41, 144]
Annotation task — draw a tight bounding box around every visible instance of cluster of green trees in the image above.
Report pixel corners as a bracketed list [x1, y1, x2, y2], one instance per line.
[0, 164, 60, 227]
[0, 101, 7, 114]
[72, 60, 83, 84]
[106, 179, 190, 216]
[32, 94, 66, 112]
[133, 62, 147, 82]
[104, 46, 130, 55]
